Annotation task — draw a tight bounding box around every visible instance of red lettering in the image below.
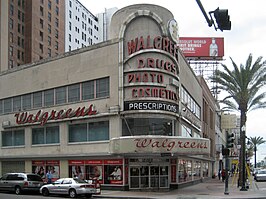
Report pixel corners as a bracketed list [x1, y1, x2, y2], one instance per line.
[14, 104, 97, 126]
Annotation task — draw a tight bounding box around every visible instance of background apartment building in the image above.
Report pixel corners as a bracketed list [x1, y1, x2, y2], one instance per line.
[0, 0, 65, 72]
[0, 0, 116, 72]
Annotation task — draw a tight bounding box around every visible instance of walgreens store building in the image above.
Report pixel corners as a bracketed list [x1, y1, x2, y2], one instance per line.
[0, 4, 212, 190]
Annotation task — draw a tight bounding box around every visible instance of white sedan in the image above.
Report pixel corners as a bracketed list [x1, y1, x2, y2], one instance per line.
[40, 178, 100, 198]
[255, 169, 266, 182]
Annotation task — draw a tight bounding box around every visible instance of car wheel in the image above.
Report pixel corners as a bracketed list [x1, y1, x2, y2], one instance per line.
[69, 189, 77, 198]
[15, 186, 21, 195]
[42, 188, 50, 196]
[85, 194, 92, 198]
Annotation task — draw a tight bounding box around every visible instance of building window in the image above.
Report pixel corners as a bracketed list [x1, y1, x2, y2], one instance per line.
[10, 32, 13, 42]
[9, 46, 13, 56]
[69, 45, 71, 51]
[40, 19, 44, 29]
[2, 130, 25, 147]
[68, 84, 80, 103]
[48, 0, 51, 10]
[55, 29, 58, 38]
[10, 4, 14, 15]
[48, 24, 51, 34]
[69, 0, 72, 7]
[9, 18, 13, 29]
[69, 121, 109, 143]
[96, 77, 109, 98]
[21, 25, 24, 35]
[48, 12, 51, 22]
[55, 87, 66, 104]
[13, 96, 21, 112]
[17, 50, 20, 59]
[3, 98, 12, 113]
[82, 81, 94, 100]
[48, 48, 51, 57]
[32, 126, 59, 145]
[21, 12, 25, 22]
[69, 10, 72, 18]
[0, 100, 2, 114]
[69, 34, 71, 42]
[47, 36, 51, 46]
[40, 6, 44, 16]
[40, 31, 43, 41]
[18, 10, 21, 20]
[18, 23, 21, 33]
[122, 118, 174, 136]
[17, 36, 21, 46]
[55, 18, 59, 27]
[39, 43, 43, 53]
[69, 21, 71, 30]
[55, 6, 59, 15]
[33, 92, 42, 108]
[22, 94, 32, 110]
[55, 41, 58, 50]
[44, 89, 54, 106]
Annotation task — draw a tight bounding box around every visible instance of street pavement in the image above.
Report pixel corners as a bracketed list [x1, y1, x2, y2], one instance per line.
[94, 177, 266, 199]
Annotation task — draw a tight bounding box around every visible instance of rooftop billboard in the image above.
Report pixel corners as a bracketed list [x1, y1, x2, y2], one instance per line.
[178, 37, 224, 60]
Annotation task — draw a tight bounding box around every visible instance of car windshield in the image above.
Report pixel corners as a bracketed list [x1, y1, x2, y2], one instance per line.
[258, 170, 266, 174]
[27, 174, 43, 182]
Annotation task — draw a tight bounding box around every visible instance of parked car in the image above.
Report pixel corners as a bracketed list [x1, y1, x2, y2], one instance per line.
[255, 169, 266, 182]
[0, 173, 44, 195]
[40, 177, 100, 198]
[252, 168, 261, 176]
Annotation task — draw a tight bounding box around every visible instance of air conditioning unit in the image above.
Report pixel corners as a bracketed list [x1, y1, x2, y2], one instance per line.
[2, 121, 10, 127]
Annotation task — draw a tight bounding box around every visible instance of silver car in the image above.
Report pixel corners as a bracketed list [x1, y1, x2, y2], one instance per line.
[255, 169, 266, 182]
[40, 178, 100, 198]
[0, 173, 44, 195]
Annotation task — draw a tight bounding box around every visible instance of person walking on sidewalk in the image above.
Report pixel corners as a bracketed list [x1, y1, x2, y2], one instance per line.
[221, 169, 226, 182]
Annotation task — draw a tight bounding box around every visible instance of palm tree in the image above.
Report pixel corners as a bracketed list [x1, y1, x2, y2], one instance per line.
[249, 136, 266, 168]
[211, 53, 266, 190]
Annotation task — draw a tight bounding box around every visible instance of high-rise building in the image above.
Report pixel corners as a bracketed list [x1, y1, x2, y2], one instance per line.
[65, 0, 100, 52]
[0, 0, 65, 72]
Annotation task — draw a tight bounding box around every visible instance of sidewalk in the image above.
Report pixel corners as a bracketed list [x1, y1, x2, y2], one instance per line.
[94, 178, 266, 199]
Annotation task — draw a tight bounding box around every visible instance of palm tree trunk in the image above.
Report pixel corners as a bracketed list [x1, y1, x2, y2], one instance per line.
[239, 110, 247, 190]
[254, 147, 257, 168]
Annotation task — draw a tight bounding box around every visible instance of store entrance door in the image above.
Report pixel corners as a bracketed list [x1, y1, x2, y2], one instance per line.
[129, 165, 169, 189]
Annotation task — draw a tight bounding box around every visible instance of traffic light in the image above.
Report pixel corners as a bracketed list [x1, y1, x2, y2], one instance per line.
[226, 132, 235, 148]
[213, 8, 231, 31]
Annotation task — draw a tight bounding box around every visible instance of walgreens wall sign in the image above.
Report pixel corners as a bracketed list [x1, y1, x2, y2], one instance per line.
[110, 136, 210, 155]
[14, 104, 97, 126]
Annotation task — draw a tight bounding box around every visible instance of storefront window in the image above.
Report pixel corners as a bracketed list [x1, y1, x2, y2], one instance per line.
[122, 118, 173, 136]
[68, 159, 123, 185]
[32, 160, 60, 183]
[178, 159, 192, 182]
[193, 161, 201, 180]
[203, 162, 209, 177]
[104, 165, 123, 184]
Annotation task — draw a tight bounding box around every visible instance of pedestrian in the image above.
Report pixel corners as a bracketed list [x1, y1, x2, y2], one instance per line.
[221, 169, 226, 182]
[46, 170, 52, 184]
[218, 169, 221, 180]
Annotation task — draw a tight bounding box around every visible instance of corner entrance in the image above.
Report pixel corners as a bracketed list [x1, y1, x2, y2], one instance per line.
[129, 165, 169, 189]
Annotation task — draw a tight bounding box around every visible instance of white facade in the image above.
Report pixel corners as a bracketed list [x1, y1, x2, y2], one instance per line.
[65, 0, 100, 52]
[97, 7, 118, 42]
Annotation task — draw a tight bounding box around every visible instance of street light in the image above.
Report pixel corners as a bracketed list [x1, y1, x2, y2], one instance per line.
[240, 125, 247, 191]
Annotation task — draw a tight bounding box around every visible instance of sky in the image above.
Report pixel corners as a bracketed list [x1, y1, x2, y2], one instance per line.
[79, 0, 266, 161]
